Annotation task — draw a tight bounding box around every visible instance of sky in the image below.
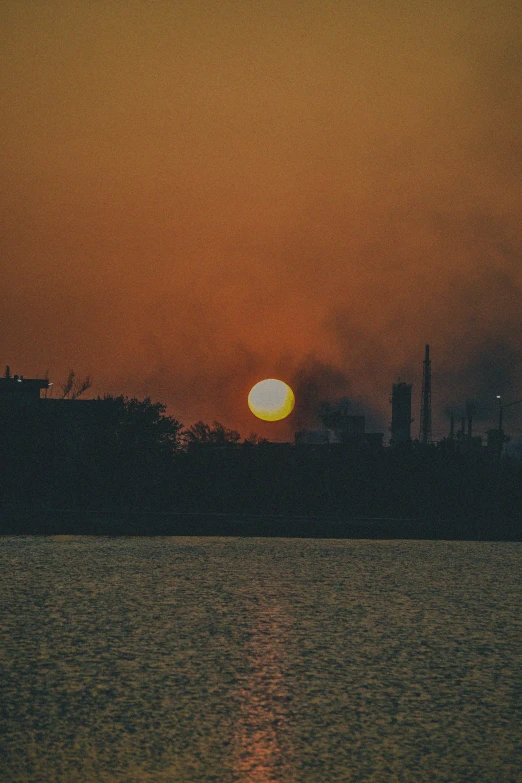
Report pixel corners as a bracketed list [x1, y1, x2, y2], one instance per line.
[1, 0, 521, 441]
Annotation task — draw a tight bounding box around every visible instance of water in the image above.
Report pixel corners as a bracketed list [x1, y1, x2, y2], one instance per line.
[1, 536, 521, 782]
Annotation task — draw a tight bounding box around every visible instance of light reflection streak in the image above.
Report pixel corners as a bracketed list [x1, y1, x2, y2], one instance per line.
[233, 598, 295, 783]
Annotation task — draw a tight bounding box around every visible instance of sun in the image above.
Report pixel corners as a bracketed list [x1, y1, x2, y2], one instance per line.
[248, 379, 295, 422]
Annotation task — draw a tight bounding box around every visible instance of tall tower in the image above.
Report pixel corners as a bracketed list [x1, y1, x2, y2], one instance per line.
[419, 344, 432, 443]
[390, 381, 412, 444]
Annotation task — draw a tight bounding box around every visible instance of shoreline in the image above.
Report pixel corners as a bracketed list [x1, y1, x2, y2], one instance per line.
[1, 510, 520, 541]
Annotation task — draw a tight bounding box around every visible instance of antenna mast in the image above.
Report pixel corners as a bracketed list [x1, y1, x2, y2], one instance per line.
[419, 344, 432, 443]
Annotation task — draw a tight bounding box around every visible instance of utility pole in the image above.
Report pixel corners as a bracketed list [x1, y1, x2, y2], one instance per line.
[495, 395, 522, 459]
[419, 344, 432, 444]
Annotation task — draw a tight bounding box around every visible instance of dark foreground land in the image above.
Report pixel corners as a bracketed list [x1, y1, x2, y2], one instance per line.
[1, 509, 520, 540]
[1, 395, 521, 539]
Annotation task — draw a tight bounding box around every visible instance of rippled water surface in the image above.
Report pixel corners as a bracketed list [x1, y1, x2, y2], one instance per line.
[1, 536, 521, 782]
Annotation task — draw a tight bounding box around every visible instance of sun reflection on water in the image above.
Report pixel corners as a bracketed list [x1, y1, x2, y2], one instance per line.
[234, 598, 295, 783]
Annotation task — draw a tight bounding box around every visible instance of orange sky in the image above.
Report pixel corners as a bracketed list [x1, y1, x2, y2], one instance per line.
[2, 0, 521, 440]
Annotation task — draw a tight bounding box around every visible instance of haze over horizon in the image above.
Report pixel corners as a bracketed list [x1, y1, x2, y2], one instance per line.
[2, 0, 521, 440]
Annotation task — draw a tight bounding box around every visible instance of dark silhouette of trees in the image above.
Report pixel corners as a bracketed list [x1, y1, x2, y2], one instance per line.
[243, 432, 269, 446]
[182, 420, 241, 447]
[80, 396, 183, 510]
[0, 394, 183, 511]
[58, 369, 92, 399]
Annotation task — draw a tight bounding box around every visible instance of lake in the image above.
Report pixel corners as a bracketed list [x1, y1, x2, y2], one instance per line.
[1, 536, 520, 782]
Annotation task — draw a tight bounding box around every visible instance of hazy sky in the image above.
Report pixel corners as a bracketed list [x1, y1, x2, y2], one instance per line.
[2, 0, 521, 440]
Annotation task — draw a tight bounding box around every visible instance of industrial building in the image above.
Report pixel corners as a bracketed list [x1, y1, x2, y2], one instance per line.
[295, 416, 383, 449]
[390, 381, 412, 444]
[0, 366, 49, 410]
[0, 365, 103, 424]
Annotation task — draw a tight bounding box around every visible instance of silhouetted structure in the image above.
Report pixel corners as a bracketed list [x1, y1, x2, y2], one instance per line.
[492, 397, 522, 461]
[390, 381, 412, 444]
[296, 413, 370, 446]
[466, 400, 475, 449]
[487, 428, 505, 460]
[419, 345, 432, 444]
[0, 361, 520, 539]
[0, 365, 49, 411]
[339, 415, 365, 439]
[295, 425, 383, 452]
[295, 428, 339, 444]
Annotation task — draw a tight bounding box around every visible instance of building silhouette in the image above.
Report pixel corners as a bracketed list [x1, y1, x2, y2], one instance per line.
[390, 381, 412, 444]
[0, 365, 49, 411]
[0, 365, 105, 430]
[0, 365, 50, 403]
[419, 344, 432, 443]
[295, 416, 383, 450]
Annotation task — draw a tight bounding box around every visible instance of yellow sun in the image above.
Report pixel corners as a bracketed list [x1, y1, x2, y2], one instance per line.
[248, 379, 295, 422]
